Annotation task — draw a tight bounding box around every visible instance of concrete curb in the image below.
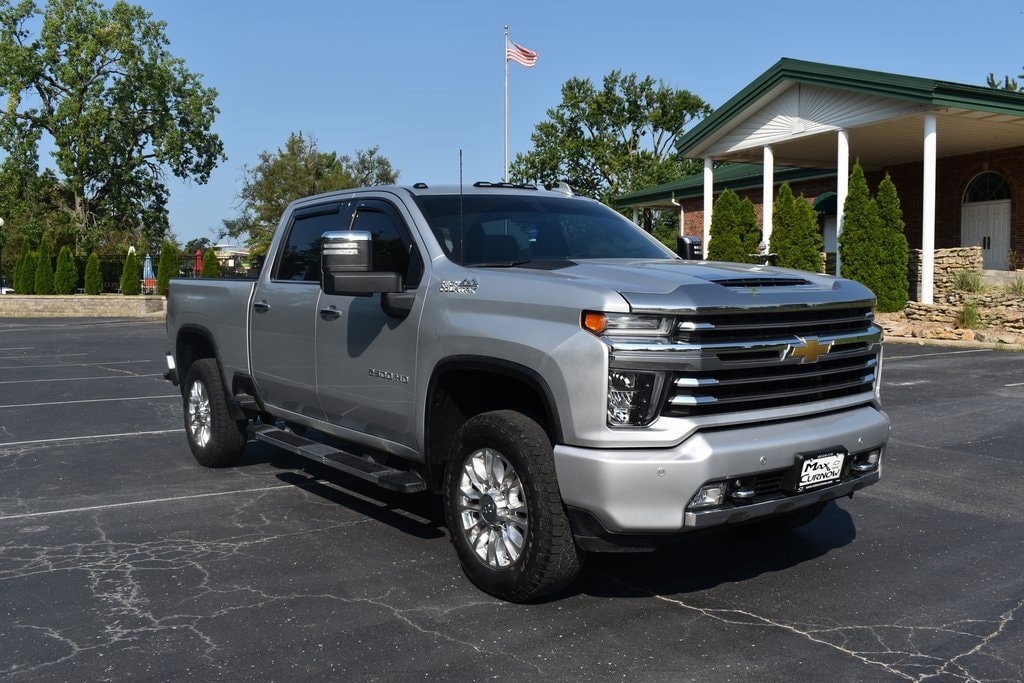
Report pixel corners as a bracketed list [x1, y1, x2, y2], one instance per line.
[885, 335, 1024, 352]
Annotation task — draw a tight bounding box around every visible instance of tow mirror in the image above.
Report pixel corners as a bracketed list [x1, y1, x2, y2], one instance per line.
[321, 231, 403, 296]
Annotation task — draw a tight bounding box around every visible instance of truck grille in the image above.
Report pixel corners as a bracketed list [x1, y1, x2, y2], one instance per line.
[660, 305, 880, 418]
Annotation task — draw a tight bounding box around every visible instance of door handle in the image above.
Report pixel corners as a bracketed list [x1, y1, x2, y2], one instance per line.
[319, 306, 341, 320]
[253, 301, 270, 313]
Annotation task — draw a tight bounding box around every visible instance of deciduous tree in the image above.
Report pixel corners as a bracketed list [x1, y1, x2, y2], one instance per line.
[510, 71, 711, 206]
[223, 132, 398, 256]
[0, 0, 225, 253]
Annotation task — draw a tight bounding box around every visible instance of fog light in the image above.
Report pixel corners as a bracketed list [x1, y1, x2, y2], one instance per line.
[607, 370, 662, 426]
[850, 448, 882, 474]
[689, 483, 727, 510]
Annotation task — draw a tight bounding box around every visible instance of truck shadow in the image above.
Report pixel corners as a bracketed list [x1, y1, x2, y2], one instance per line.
[573, 502, 857, 600]
[243, 443, 857, 600]
[248, 445, 447, 541]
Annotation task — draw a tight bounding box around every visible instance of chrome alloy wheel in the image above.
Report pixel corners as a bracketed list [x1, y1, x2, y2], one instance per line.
[458, 448, 529, 568]
[187, 379, 212, 448]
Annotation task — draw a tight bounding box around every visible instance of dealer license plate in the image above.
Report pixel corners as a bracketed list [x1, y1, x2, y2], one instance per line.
[794, 449, 846, 492]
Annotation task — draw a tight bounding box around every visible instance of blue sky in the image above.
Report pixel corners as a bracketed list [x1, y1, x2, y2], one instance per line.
[130, 0, 1024, 243]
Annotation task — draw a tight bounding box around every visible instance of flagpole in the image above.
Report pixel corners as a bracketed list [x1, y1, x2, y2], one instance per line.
[504, 25, 509, 182]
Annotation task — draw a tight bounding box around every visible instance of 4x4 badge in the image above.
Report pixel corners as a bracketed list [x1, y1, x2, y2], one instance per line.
[788, 336, 833, 364]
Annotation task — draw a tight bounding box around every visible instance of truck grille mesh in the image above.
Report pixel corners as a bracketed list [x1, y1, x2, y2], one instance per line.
[662, 306, 879, 418]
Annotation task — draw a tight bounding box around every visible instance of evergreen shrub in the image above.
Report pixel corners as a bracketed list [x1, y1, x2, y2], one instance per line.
[84, 252, 103, 294]
[55, 246, 79, 294]
[34, 241, 54, 295]
[120, 250, 141, 295]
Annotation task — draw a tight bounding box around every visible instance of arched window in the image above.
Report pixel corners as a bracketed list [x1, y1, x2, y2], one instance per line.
[964, 172, 1010, 203]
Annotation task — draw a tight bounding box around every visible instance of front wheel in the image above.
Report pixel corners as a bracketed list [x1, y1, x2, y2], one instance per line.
[183, 358, 247, 467]
[444, 410, 581, 602]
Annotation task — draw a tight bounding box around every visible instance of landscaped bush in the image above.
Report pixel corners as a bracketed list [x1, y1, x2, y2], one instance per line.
[34, 241, 54, 295]
[952, 269, 984, 293]
[120, 250, 141, 295]
[156, 239, 177, 296]
[770, 182, 823, 272]
[54, 246, 79, 294]
[84, 252, 103, 294]
[708, 189, 760, 263]
[839, 163, 910, 312]
[14, 240, 30, 291]
[17, 249, 35, 294]
[200, 249, 219, 277]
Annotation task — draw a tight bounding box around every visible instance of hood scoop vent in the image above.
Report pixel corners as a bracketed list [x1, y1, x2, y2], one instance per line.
[711, 277, 811, 288]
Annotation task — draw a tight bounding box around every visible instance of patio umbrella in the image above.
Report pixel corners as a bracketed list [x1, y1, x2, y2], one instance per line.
[195, 249, 202, 275]
[143, 253, 155, 292]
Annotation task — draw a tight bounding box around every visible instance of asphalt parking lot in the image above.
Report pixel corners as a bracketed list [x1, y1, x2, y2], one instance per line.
[1, 318, 1021, 681]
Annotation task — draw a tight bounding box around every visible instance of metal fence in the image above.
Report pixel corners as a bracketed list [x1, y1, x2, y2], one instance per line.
[47, 254, 256, 294]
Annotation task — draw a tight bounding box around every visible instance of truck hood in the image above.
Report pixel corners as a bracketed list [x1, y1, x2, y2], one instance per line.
[516, 259, 876, 312]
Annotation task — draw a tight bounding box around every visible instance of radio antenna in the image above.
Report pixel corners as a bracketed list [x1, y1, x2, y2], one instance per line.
[459, 149, 464, 265]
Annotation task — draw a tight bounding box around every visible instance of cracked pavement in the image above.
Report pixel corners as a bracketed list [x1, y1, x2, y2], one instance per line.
[0, 319, 1021, 680]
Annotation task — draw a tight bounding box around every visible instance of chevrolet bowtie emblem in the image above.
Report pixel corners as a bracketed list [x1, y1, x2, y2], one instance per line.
[789, 336, 833, 364]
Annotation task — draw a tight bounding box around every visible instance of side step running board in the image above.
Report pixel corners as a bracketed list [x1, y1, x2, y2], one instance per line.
[249, 424, 427, 493]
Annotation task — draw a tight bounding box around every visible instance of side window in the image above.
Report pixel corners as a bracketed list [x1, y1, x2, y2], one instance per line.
[275, 204, 350, 281]
[351, 202, 423, 287]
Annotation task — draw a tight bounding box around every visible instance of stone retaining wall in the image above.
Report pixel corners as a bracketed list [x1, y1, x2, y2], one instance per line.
[908, 246, 983, 301]
[0, 295, 166, 318]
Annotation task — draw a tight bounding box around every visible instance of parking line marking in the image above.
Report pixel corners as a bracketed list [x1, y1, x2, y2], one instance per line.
[0, 394, 179, 409]
[885, 349, 991, 361]
[1006, 382, 1024, 387]
[0, 359, 152, 370]
[0, 428, 183, 447]
[0, 485, 296, 521]
[0, 373, 164, 385]
[0, 353, 88, 360]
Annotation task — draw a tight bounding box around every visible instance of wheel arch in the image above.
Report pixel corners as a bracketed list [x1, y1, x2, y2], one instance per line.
[424, 356, 563, 492]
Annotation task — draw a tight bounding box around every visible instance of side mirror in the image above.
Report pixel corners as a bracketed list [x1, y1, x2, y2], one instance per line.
[676, 235, 703, 260]
[321, 231, 403, 296]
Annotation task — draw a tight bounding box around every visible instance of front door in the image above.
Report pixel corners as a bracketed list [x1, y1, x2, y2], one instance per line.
[315, 198, 425, 452]
[961, 200, 1010, 270]
[250, 201, 351, 422]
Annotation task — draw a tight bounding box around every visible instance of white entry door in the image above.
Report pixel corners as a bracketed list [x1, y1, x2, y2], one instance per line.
[961, 200, 1010, 270]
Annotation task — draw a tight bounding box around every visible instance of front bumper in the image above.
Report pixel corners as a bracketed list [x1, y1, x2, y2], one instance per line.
[553, 405, 889, 534]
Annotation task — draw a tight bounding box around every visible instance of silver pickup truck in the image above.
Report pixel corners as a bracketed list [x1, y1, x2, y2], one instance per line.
[165, 182, 888, 601]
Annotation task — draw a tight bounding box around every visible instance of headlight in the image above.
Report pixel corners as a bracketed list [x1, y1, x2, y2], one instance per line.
[583, 311, 673, 336]
[607, 369, 664, 426]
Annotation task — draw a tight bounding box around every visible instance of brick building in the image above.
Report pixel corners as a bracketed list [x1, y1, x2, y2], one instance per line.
[616, 59, 1024, 303]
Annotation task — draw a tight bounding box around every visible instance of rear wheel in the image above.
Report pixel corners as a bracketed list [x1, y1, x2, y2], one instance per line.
[183, 358, 247, 467]
[444, 410, 581, 602]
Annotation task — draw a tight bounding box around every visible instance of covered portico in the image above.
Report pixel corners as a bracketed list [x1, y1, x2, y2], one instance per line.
[664, 59, 1024, 304]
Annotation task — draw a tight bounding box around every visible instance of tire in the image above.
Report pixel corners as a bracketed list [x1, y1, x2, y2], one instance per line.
[444, 410, 581, 602]
[756, 501, 830, 533]
[183, 358, 248, 467]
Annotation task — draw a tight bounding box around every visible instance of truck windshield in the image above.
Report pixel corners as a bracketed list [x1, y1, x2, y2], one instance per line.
[413, 194, 676, 266]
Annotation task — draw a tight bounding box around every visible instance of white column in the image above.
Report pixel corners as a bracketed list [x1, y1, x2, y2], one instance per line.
[762, 145, 774, 251]
[835, 129, 849, 277]
[922, 112, 937, 305]
[632, 208, 639, 225]
[703, 156, 713, 253]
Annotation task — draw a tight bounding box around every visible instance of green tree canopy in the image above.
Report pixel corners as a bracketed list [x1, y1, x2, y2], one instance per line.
[509, 71, 711, 206]
[222, 132, 398, 256]
[770, 182, 823, 272]
[0, 0, 224, 254]
[987, 68, 1024, 92]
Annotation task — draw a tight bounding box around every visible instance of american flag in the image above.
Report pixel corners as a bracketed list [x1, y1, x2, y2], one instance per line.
[506, 40, 537, 68]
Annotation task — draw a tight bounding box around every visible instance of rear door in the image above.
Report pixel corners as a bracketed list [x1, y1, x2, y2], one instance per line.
[314, 197, 425, 450]
[250, 201, 352, 421]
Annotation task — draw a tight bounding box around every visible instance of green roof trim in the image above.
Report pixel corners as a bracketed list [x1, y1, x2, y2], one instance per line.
[676, 58, 1024, 158]
[614, 163, 836, 208]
